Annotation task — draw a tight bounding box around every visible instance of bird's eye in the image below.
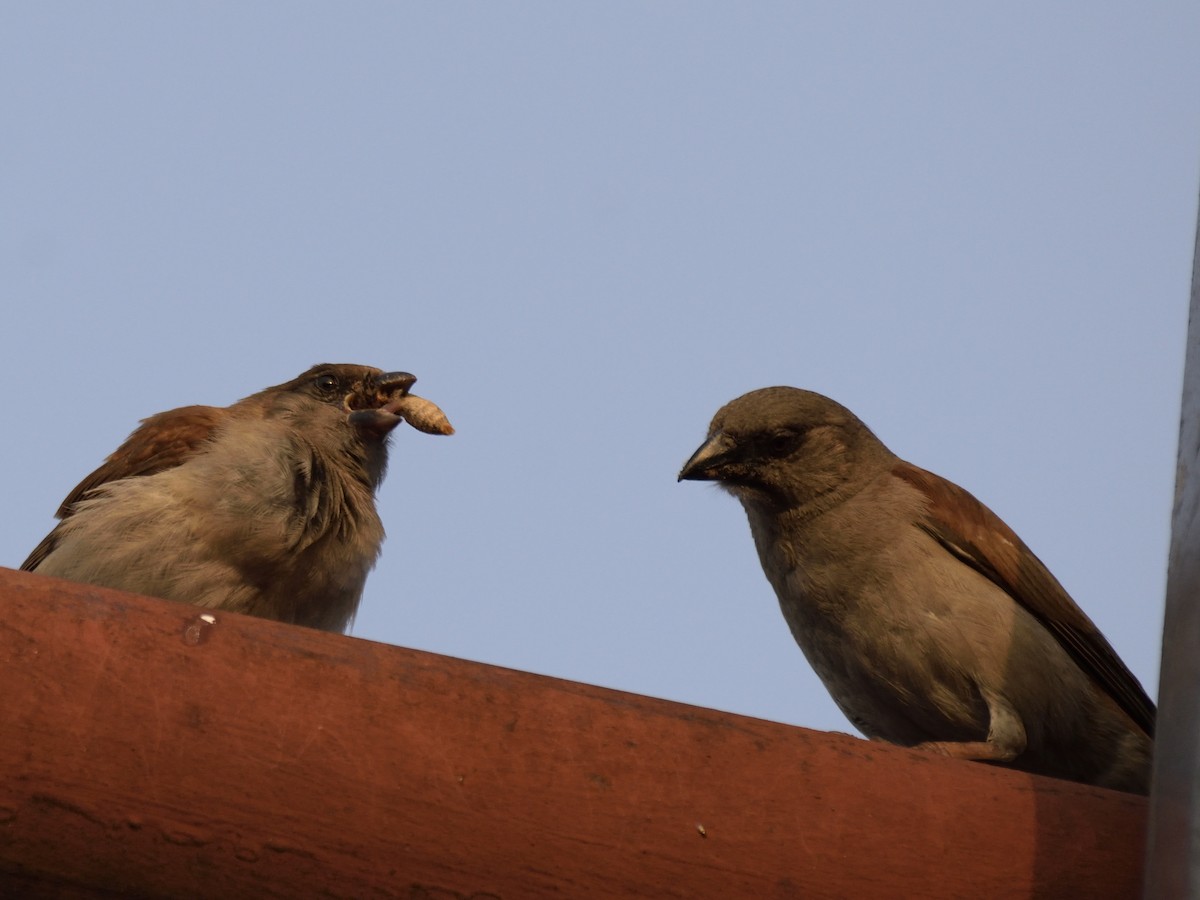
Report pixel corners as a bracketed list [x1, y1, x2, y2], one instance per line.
[767, 429, 802, 457]
[314, 374, 340, 394]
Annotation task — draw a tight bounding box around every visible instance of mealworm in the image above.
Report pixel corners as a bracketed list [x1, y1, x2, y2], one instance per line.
[390, 394, 455, 435]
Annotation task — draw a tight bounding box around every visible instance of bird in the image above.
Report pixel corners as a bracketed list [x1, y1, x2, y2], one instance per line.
[678, 386, 1154, 793]
[22, 363, 454, 633]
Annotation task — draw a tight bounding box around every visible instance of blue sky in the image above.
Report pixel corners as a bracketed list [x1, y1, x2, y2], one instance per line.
[3, 4, 1197, 737]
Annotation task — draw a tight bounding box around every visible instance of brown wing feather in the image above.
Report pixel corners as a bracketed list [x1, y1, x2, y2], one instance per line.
[21, 406, 226, 571]
[893, 461, 1156, 737]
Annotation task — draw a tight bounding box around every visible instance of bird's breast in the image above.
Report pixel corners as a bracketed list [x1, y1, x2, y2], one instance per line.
[744, 498, 1007, 742]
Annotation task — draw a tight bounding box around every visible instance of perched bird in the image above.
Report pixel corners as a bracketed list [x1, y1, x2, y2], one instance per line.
[23, 364, 454, 633]
[678, 387, 1154, 793]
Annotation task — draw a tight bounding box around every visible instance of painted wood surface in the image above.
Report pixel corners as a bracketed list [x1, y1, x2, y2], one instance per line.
[0, 568, 1145, 898]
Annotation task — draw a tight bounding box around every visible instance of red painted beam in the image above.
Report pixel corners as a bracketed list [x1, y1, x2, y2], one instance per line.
[0, 568, 1144, 898]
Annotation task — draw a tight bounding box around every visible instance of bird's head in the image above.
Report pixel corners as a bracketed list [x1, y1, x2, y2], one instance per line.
[257, 364, 422, 440]
[678, 387, 892, 512]
[246, 363, 453, 491]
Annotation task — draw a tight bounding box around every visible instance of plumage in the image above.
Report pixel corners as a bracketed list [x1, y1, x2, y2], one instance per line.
[23, 364, 453, 633]
[679, 386, 1153, 792]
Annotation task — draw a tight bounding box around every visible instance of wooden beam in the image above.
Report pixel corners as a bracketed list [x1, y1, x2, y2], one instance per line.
[1145, 187, 1200, 897]
[0, 568, 1144, 898]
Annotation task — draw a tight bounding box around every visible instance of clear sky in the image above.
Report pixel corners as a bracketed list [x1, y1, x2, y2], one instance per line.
[3, 4, 1198, 738]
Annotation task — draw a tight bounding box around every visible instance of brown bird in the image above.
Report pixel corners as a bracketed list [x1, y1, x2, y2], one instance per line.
[678, 387, 1154, 793]
[23, 364, 454, 633]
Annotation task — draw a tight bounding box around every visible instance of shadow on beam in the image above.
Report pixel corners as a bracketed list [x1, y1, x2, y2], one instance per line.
[0, 567, 1144, 898]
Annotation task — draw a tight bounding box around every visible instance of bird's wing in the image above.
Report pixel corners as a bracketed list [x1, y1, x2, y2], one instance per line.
[893, 461, 1156, 736]
[21, 406, 226, 571]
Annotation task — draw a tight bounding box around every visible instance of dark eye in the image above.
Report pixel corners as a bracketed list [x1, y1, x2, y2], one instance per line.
[314, 373, 340, 394]
[767, 428, 803, 457]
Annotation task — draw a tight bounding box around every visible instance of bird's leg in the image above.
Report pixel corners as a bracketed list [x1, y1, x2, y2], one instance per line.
[913, 689, 1027, 763]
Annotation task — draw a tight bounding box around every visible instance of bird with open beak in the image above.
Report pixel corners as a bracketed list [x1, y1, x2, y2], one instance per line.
[679, 386, 1154, 793]
[23, 364, 453, 633]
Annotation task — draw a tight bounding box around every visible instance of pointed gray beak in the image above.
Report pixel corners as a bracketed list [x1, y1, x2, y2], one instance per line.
[678, 431, 736, 482]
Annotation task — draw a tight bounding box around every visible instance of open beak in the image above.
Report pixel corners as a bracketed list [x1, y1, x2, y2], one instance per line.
[347, 371, 418, 437]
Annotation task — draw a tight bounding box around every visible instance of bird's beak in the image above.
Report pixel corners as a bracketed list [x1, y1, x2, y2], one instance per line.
[678, 431, 736, 482]
[376, 372, 417, 397]
[347, 371, 418, 436]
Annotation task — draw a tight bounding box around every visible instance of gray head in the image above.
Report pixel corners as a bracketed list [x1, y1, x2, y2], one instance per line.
[678, 387, 894, 512]
[250, 364, 415, 429]
[245, 363, 420, 489]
